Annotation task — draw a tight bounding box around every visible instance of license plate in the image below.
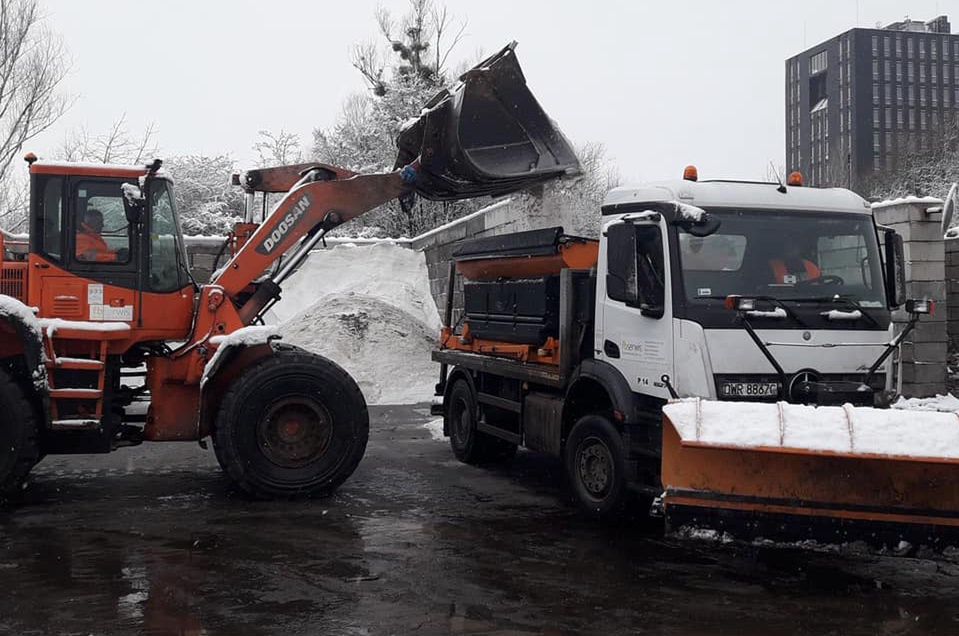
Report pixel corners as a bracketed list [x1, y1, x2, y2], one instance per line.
[720, 382, 779, 398]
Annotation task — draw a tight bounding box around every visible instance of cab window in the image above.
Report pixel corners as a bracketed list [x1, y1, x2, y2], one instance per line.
[149, 180, 184, 291]
[40, 177, 63, 260]
[75, 181, 132, 264]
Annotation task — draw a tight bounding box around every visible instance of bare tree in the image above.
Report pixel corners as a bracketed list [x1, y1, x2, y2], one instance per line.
[58, 113, 159, 165]
[0, 0, 71, 229]
[253, 129, 302, 167]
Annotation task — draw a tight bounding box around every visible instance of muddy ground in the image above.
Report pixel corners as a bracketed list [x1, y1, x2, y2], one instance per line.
[1, 404, 958, 635]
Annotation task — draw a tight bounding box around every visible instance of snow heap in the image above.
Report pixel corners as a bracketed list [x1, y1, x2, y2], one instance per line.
[664, 398, 959, 459]
[270, 242, 441, 405]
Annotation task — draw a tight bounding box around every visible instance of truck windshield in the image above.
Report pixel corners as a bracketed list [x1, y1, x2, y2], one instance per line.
[678, 209, 885, 306]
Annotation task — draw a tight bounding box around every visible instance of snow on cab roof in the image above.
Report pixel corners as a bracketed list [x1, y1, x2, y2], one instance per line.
[604, 179, 872, 214]
[31, 160, 149, 173]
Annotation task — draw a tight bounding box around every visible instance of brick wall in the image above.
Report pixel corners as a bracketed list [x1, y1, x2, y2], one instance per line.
[873, 200, 948, 397]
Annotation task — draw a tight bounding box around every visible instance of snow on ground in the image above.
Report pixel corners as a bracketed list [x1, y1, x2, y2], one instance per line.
[664, 398, 959, 459]
[422, 418, 446, 441]
[892, 393, 959, 413]
[271, 242, 441, 405]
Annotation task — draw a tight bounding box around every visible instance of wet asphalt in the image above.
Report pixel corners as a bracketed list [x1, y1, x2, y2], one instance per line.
[1, 404, 958, 635]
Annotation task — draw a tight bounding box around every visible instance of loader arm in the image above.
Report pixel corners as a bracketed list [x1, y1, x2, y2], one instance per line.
[212, 165, 415, 321]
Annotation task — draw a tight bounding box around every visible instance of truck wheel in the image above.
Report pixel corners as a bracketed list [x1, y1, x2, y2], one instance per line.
[446, 379, 516, 464]
[565, 414, 627, 518]
[212, 348, 369, 499]
[0, 369, 40, 501]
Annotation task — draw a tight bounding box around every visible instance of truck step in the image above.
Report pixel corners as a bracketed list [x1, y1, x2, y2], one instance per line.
[49, 388, 103, 400]
[51, 418, 100, 430]
[48, 357, 105, 371]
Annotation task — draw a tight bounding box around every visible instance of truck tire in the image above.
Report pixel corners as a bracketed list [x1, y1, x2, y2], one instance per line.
[446, 379, 516, 464]
[0, 369, 40, 501]
[212, 349, 369, 499]
[565, 414, 628, 518]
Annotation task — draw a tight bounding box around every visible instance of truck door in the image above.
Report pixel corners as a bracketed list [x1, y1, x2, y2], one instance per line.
[595, 217, 674, 400]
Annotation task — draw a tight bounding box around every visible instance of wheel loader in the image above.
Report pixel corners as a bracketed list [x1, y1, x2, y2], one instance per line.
[0, 43, 580, 500]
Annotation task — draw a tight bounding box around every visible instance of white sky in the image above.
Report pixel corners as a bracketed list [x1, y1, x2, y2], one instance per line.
[31, 0, 959, 184]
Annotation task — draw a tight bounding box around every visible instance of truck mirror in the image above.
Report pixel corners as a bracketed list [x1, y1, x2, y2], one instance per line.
[680, 214, 721, 238]
[883, 229, 906, 308]
[942, 182, 958, 239]
[121, 182, 144, 225]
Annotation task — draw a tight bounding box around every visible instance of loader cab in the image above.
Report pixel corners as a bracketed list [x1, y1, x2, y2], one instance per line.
[26, 161, 194, 335]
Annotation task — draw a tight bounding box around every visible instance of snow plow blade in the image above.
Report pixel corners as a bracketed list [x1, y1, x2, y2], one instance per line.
[395, 41, 580, 200]
[661, 399, 959, 548]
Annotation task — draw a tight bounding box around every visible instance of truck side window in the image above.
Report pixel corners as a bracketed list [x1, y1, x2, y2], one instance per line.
[606, 223, 666, 316]
[149, 181, 183, 292]
[606, 223, 638, 304]
[635, 226, 665, 315]
[41, 177, 63, 260]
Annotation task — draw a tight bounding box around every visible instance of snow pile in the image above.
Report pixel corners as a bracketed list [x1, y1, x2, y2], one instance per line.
[664, 398, 959, 459]
[871, 195, 942, 210]
[272, 242, 441, 405]
[892, 393, 959, 413]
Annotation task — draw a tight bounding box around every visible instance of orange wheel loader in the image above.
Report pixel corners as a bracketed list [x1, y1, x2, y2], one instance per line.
[0, 42, 579, 500]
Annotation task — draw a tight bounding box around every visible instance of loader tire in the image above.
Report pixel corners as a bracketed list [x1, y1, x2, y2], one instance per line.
[447, 379, 516, 464]
[565, 414, 628, 519]
[212, 348, 369, 499]
[0, 369, 40, 501]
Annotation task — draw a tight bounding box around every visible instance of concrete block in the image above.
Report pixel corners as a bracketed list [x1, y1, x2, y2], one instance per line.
[881, 221, 949, 242]
[904, 241, 945, 262]
[900, 362, 947, 385]
[905, 280, 946, 299]
[905, 261, 946, 282]
[900, 342, 949, 363]
[900, 382, 948, 398]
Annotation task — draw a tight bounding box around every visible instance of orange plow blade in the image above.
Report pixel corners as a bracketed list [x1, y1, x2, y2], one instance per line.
[661, 399, 959, 548]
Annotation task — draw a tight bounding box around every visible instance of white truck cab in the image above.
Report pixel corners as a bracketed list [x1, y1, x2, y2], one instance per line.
[595, 174, 898, 405]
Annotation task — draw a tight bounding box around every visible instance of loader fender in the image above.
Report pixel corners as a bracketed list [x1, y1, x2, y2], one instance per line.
[441, 366, 478, 437]
[197, 340, 279, 438]
[0, 301, 47, 395]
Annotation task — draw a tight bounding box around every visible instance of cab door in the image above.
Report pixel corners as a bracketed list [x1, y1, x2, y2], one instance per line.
[595, 215, 674, 400]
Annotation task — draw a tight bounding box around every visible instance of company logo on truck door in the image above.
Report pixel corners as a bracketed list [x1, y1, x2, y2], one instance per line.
[255, 195, 312, 255]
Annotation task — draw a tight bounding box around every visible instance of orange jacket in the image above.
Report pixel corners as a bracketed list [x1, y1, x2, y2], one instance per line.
[769, 258, 820, 283]
[76, 229, 117, 263]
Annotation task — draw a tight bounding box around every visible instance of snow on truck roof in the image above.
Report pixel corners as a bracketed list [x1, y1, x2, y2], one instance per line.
[604, 179, 872, 215]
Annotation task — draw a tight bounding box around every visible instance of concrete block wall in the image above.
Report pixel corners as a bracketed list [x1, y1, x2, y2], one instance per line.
[873, 200, 948, 397]
[947, 239, 959, 349]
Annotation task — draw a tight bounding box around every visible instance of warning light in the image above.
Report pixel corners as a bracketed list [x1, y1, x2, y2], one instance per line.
[23, 152, 37, 165]
[787, 171, 804, 186]
[683, 165, 698, 182]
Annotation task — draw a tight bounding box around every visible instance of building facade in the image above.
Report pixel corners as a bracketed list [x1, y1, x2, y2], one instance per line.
[786, 16, 959, 190]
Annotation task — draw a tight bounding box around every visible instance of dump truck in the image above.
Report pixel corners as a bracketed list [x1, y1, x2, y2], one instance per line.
[431, 168, 955, 546]
[0, 43, 579, 500]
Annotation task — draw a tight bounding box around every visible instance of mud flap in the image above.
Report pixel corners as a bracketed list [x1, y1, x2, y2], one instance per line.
[396, 41, 580, 200]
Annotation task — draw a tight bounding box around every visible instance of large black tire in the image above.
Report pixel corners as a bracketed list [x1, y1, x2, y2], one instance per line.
[446, 379, 516, 464]
[0, 369, 40, 501]
[212, 348, 369, 499]
[564, 414, 628, 519]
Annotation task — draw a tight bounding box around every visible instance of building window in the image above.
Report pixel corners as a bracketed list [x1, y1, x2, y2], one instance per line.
[873, 132, 880, 150]
[896, 85, 902, 100]
[921, 88, 927, 106]
[872, 59, 879, 80]
[896, 61, 902, 81]
[873, 35, 879, 55]
[933, 65, 938, 84]
[921, 110, 927, 129]
[946, 38, 951, 60]
[884, 60, 891, 81]
[908, 38, 914, 58]
[896, 36, 902, 57]
[810, 50, 827, 75]
[908, 65, 914, 82]
[920, 39, 926, 58]
[897, 108, 904, 127]
[920, 65, 926, 83]
[884, 36, 890, 55]
[910, 110, 916, 128]
[873, 107, 879, 126]
[885, 107, 892, 129]
[932, 40, 938, 60]
[873, 83, 879, 102]
[932, 91, 938, 106]
[885, 84, 891, 101]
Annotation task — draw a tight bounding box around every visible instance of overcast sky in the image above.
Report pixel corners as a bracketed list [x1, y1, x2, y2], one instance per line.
[31, 0, 959, 184]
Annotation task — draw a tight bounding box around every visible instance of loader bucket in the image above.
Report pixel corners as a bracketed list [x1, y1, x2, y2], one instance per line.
[396, 41, 581, 200]
[661, 399, 959, 548]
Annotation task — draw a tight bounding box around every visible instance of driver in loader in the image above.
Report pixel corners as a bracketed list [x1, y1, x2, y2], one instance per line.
[76, 207, 118, 263]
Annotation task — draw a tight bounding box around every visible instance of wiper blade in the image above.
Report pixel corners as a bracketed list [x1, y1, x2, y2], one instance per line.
[696, 295, 808, 328]
[787, 295, 880, 327]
